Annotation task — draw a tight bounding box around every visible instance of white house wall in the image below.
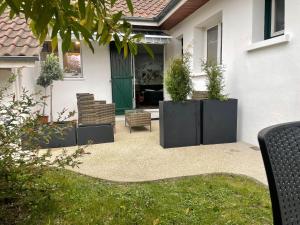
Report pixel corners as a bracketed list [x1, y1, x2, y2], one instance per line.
[165, 0, 300, 145]
[21, 43, 112, 121]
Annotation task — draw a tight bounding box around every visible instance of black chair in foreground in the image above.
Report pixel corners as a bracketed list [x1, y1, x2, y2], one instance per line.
[258, 122, 300, 225]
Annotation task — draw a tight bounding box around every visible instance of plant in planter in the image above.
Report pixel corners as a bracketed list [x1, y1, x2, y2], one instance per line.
[37, 53, 63, 123]
[201, 61, 238, 145]
[160, 54, 201, 148]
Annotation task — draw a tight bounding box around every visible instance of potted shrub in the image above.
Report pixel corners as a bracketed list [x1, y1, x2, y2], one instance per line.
[201, 61, 238, 145]
[159, 54, 201, 148]
[37, 53, 63, 123]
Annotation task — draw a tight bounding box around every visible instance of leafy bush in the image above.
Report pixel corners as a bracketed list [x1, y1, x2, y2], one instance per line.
[165, 54, 192, 102]
[0, 76, 85, 224]
[202, 61, 227, 100]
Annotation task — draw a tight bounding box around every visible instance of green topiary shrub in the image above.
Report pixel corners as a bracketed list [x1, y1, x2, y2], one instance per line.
[202, 61, 227, 101]
[165, 54, 192, 102]
[37, 53, 63, 121]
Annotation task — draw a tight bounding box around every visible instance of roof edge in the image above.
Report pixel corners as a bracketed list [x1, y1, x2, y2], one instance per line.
[124, 0, 181, 23]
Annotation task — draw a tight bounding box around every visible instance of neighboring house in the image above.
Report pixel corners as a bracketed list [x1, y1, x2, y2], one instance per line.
[0, 0, 299, 145]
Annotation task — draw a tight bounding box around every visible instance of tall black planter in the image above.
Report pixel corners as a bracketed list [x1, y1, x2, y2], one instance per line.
[40, 122, 77, 148]
[159, 100, 201, 148]
[201, 99, 238, 145]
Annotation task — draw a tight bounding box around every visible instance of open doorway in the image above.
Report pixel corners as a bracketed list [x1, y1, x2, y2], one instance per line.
[135, 44, 164, 109]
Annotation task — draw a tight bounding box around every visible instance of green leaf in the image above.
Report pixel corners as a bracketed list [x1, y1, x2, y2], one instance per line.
[97, 19, 104, 34]
[142, 44, 154, 59]
[125, 0, 133, 15]
[123, 42, 128, 58]
[0, 2, 7, 15]
[78, 0, 86, 19]
[113, 33, 122, 53]
[62, 29, 71, 53]
[51, 36, 58, 52]
[128, 41, 137, 55]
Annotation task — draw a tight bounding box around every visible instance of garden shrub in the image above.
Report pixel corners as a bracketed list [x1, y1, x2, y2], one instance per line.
[202, 61, 227, 100]
[0, 75, 85, 224]
[165, 54, 192, 102]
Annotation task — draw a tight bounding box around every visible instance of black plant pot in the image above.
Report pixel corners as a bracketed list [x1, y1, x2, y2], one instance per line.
[40, 121, 77, 148]
[201, 99, 238, 145]
[159, 100, 201, 148]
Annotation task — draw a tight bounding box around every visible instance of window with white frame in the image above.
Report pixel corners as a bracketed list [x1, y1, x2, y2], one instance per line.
[40, 41, 83, 78]
[265, 0, 285, 39]
[206, 23, 222, 65]
[63, 41, 82, 78]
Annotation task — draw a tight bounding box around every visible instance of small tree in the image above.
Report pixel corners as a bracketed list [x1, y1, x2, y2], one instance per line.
[202, 61, 227, 101]
[165, 54, 192, 102]
[37, 54, 63, 122]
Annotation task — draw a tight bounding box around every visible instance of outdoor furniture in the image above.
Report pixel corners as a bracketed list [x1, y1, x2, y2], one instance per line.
[76, 93, 97, 125]
[192, 91, 208, 100]
[125, 109, 151, 133]
[258, 122, 300, 225]
[94, 100, 116, 129]
[76, 93, 114, 144]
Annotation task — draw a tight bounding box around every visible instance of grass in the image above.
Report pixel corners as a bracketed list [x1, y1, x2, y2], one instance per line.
[3, 169, 272, 225]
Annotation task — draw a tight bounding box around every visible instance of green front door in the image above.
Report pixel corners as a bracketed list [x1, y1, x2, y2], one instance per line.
[110, 43, 133, 115]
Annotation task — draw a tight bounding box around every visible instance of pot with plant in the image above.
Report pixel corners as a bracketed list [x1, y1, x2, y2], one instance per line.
[201, 61, 238, 145]
[37, 53, 63, 123]
[159, 54, 201, 148]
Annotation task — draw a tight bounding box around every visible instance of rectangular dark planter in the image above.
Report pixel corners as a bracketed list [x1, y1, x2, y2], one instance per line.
[159, 100, 201, 148]
[40, 122, 77, 148]
[201, 99, 238, 145]
[77, 124, 114, 145]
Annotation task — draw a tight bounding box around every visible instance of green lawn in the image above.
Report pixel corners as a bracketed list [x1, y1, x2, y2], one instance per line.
[3, 169, 272, 225]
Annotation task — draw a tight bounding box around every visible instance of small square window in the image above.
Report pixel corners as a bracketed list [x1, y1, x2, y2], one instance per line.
[63, 41, 82, 78]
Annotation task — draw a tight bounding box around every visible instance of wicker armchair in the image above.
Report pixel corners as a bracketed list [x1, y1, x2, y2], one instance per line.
[76, 94, 115, 128]
[76, 93, 96, 125]
[94, 101, 116, 128]
[192, 91, 208, 100]
[258, 122, 300, 225]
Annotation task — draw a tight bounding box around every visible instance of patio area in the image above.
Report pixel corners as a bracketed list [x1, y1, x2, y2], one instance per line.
[65, 120, 268, 185]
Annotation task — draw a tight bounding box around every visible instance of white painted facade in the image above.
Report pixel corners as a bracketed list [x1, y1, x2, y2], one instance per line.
[165, 0, 300, 145]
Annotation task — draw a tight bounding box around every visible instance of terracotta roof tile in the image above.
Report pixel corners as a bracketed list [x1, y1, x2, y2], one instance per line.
[0, 12, 41, 57]
[112, 0, 171, 19]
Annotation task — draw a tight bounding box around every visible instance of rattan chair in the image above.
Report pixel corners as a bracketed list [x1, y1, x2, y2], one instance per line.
[76, 93, 97, 125]
[94, 100, 116, 129]
[191, 91, 209, 100]
[258, 122, 300, 225]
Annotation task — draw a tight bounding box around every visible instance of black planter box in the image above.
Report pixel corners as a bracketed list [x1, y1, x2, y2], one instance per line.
[159, 100, 201, 148]
[201, 99, 238, 145]
[40, 122, 77, 148]
[77, 124, 114, 145]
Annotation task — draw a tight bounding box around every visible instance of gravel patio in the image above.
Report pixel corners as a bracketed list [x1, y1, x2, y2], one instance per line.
[64, 120, 268, 185]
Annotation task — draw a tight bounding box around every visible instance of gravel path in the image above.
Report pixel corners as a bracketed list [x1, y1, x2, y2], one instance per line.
[66, 121, 267, 185]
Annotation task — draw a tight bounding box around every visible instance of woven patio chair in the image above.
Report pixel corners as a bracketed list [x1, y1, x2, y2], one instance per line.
[76, 93, 96, 125]
[258, 122, 300, 225]
[94, 101, 116, 129]
[191, 91, 209, 100]
[76, 93, 114, 145]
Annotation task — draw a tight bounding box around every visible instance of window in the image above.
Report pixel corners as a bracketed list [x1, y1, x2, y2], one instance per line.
[63, 41, 82, 78]
[265, 0, 285, 39]
[206, 24, 222, 64]
[40, 41, 83, 78]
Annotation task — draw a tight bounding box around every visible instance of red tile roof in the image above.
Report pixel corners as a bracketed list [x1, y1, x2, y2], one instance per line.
[0, 12, 41, 57]
[113, 0, 171, 19]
